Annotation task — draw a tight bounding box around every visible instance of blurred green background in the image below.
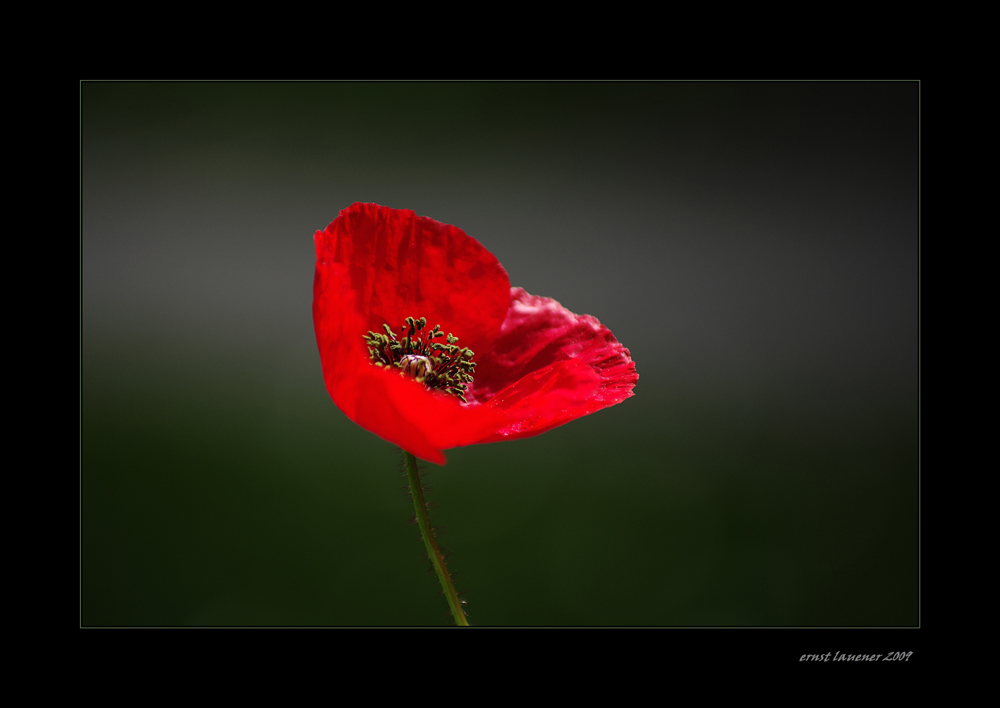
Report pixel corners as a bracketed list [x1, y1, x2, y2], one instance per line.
[81, 82, 918, 626]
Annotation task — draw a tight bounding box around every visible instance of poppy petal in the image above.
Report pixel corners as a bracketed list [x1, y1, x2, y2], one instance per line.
[313, 203, 511, 463]
[471, 287, 637, 440]
[317, 202, 510, 358]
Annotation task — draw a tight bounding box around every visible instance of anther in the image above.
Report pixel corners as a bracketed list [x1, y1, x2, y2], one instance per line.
[363, 315, 477, 402]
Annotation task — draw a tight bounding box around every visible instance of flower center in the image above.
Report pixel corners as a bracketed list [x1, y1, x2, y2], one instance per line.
[364, 316, 476, 402]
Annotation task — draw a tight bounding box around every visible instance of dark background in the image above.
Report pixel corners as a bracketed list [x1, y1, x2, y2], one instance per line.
[81, 82, 918, 626]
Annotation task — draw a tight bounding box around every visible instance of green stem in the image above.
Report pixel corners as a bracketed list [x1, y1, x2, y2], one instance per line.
[404, 450, 469, 627]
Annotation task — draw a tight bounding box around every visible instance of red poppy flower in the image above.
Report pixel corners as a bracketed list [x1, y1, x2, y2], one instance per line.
[313, 202, 638, 465]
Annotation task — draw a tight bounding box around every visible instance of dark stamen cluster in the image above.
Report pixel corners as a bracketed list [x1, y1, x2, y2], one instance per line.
[364, 316, 476, 402]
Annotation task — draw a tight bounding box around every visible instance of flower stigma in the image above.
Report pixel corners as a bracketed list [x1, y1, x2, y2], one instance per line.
[399, 354, 433, 382]
[364, 316, 476, 402]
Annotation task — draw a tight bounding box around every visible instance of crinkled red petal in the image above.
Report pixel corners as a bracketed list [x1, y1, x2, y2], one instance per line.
[315, 202, 510, 358]
[471, 288, 638, 442]
[313, 203, 510, 463]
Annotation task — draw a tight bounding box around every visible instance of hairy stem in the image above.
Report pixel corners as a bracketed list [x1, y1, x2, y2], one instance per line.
[404, 451, 469, 627]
